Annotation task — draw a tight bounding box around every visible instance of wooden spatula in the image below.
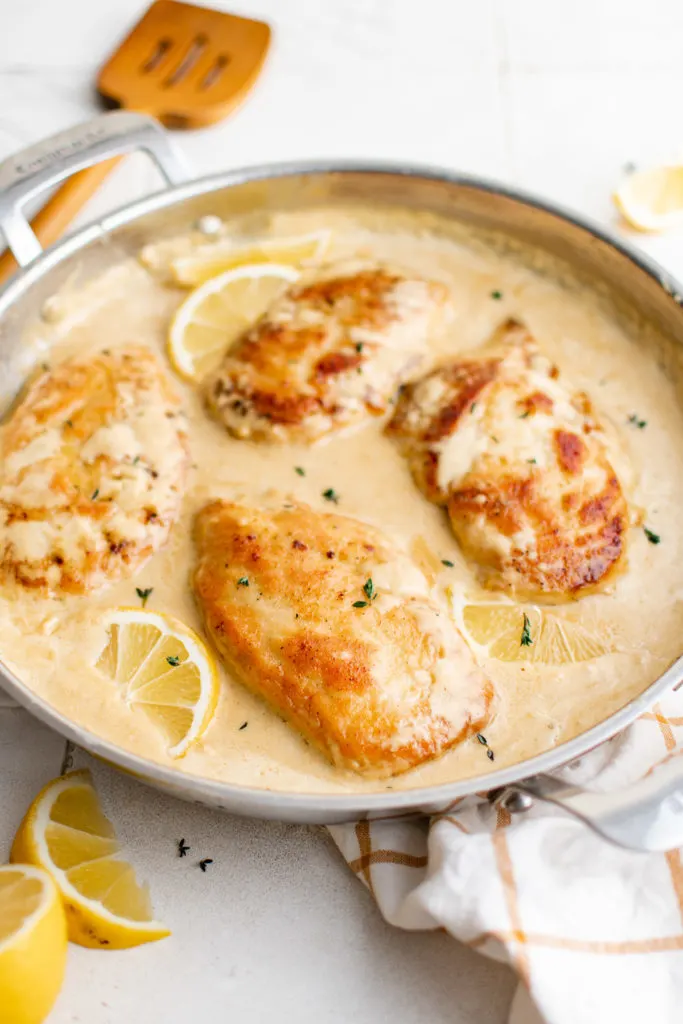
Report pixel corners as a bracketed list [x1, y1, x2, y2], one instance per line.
[0, 0, 270, 280]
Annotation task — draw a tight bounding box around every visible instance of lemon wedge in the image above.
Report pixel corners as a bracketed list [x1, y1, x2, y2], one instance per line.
[11, 770, 169, 950]
[168, 262, 299, 382]
[0, 864, 67, 1023]
[614, 165, 683, 232]
[94, 608, 219, 758]
[456, 601, 620, 664]
[169, 230, 331, 287]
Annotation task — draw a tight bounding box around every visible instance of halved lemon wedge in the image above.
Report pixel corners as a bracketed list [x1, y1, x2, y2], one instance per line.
[94, 608, 219, 758]
[170, 230, 331, 287]
[456, 601, 620, 664]
[11, 771, 168, 950]
[614, 165, 683, 232]
[0, 864, 67, 1023]
[168, 262, 300, 382]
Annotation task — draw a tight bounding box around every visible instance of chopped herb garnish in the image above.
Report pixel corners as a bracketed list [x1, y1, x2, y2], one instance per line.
[470, 402, 477, 414]
[486, 748, 495, 761]
[237, 576, 249, 586]
[628, 413, 647, 429]
[177, 838, 190, 858]
[136, 587, 153, 607]
[363, 578, 376, 601]
[322, 488, 339, 503]
[133, 455, 141, 465]
[520, 612, 533, 647]
[519, 410, 530, 419]
[166, 655, 180, 667]
[491, 435, 500, 443]
[441, 559, 455, 568]
[355, 342, 364, 353]
[352, 600, 368, 608]
[476, 733, 488, 746]
[41, 362, 50, 372]
[490, 290, 503, 300]
[294, 466, 305, 476]
[198, 858, 213, 872]
[65, 419, 73, 428]
[91, 489, 100, 500]
[239, 721, 248, 731]
[527, 458, 537, 464]
[644, 527, 661, 545]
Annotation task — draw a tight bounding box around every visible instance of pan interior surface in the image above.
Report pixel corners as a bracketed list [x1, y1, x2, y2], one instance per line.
[1, 165, 683, 817]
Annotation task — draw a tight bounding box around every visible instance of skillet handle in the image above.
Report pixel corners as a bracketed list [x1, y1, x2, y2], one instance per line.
[497, 759, 683, 852]
[0, 111, 189, 269]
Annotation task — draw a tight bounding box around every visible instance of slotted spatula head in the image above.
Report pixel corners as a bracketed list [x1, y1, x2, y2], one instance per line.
[97, 0, 271, 128]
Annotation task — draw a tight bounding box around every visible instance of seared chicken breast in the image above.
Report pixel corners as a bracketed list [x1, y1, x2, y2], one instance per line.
[0, 347, 188, 594]
[205, 261, 450, 444]
[193, 499, 492, 777]
[387, 319, 629, 600]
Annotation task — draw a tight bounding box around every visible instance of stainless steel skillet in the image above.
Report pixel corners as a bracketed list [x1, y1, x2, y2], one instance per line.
[1, 111, 683, 851]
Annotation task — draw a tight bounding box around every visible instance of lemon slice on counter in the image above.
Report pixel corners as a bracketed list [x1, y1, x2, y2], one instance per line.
[94, 608, 219, 759]
[0, 864, 67, 1023]
[168, 262, 300, 382]
[169, 229, 331, 287]
[614, 165, 683, 232]
[11, 770, 169, 950]
[455, 601, 620, 664]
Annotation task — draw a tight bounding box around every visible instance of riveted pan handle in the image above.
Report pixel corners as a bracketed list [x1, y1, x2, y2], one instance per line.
[497, 758, 683, 852]
[0, 111, 190, 269]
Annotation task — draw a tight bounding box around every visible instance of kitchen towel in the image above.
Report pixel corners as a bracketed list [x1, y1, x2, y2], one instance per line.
[329, 690, 683, 1024]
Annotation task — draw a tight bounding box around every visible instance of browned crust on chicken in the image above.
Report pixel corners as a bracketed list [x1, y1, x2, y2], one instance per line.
[386, 319, 629, 600]
[205, 262, 450, 444]
[0, 347, 189, 594]
[192, 499, 492, 777]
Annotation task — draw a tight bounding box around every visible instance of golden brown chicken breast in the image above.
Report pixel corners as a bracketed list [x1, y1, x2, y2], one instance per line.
[193, 499, 492, 777]
[205, 261, 450, 443]
[0, 347, 189, 594]
[386, 319, 629, 600]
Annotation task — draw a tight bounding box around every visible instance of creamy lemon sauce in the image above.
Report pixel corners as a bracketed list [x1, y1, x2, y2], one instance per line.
[2, 205, 683, 794]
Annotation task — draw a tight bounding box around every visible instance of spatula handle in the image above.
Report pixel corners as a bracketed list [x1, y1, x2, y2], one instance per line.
[0, 160, 120, 282]
[0, 111, 189, 280]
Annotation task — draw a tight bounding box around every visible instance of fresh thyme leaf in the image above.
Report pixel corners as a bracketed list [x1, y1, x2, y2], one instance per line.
[363, 578, 375, 601]
[527, 458, 537, 464]
[628, 413, 647, 429]
[133, 455, 141, 465]
[322, 488, 339, 503]
[65, 419, 73, 428]
[177, 838, 190, 858]
[490, 290, 503, 300]
[352, 600, 368, 608]
[491, 435, 499, 443]
[41, 362, 50, 372]
[198, 858, 213, 872]
[470, 402, 477, 413]
[136, 587, 153, 607]
[441, 559, 455, 568]
[166, 655, 180, 667]
[644, 527, 661, 545]
[476, 733, 488, 746]
[91, 489, 100, 500]
[520, 612, 533, 646]
[239, 721, 248, 731]
[355, 342, 364, 353]
[486, 748, 495, 761]
[237, 576, 249, 586]
[519, 410, 530, 419]
[294, 466, 305, 476]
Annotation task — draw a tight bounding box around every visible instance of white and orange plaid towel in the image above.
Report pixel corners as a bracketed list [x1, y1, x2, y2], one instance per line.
[330, 691, 683, 1024]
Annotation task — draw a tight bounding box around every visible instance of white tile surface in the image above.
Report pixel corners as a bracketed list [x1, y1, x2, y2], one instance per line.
[1, 1, 682, 1021]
